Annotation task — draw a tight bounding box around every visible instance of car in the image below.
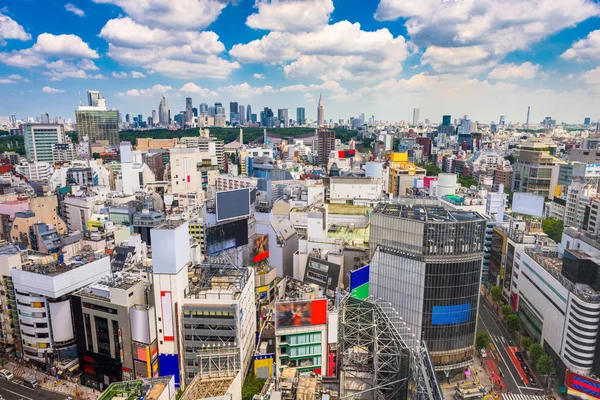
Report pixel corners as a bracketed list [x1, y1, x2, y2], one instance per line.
[0, 369, 13, 381]
[23, 377, 38, 389]
[521, 362, 529, 373]
[515, 351, 524, 362]
[527, 374, 537, 386]
[480, 349, 487, 358]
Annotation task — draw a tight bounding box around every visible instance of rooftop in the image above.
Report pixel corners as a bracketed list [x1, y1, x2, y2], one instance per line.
[186, 264, 250, 299]
[373, 202, 483, 223]
[22, 251, 107, 277]
[154, 219, 186, 231]
[280, 277, 323, 302]
[98, 377, 173, 400]
[76, 272, 143, 301]
[328, 203, 372, 215]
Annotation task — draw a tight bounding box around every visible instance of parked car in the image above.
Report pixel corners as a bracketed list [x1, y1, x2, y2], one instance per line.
[23, 377, 38, 389]
[515, 352, 524, 362]
[0, 369, 13, 381]
[527, 374, 537, 386]
[480, 349, 488, 358]
[521, 362, 529, 373]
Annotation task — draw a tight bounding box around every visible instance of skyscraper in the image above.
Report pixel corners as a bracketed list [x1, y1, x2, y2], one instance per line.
[23, 123, 66, 162]
[76, 102, 119, 146]
[246, 104, 252, 123]
[412, 108, 420, 126]
[185, 97, 193, 125]
[584, 117, 591, 125]
[239, 105, 246, 125]
[87, 90, 101, 107]
[40, 113, 50, 124]
[442, 115, 451, 126]
[229, 101, 238, 114]
[152, 110, 158, 126]
[199, 103, 209, 115]
[297, 107, 305, 125]
[159, 95, 169, 126]
[317, 128, 335, 166]
[277, 109, 289, 128]
[317, 93, 324, 126]
[499, 115, 506, 126]
[369, 201, 485, 370]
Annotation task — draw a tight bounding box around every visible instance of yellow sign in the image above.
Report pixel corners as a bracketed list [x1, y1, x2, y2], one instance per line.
[254, 357, 273, 379]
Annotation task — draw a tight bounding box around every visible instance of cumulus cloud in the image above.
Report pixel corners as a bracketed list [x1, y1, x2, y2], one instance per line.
[488, 62, 540, 81]
[231, 21, 408, 81]
[246, 0, 333, 33]
[42, 86, 64, 93]
[374, 0, 600, 72]
[115, 84, 173, 97]
[65, 3, 85, 17]
[253, 73, 265, 79]
[44, 59, 103, 80]
[92, 0, 230, 31]
[0, 12, 31, 44]
[112, 70, 146, 79]
[562, 30, 600, 62]
[581, 66, 600, 86]
[218, 82, 277, 97]
[99, 17, 238, 79]
[0, 74, 29, 84]
[180, 82, 218, 96]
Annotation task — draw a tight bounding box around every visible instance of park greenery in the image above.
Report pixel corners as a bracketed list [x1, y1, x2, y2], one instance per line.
[542, 218, 564, 243]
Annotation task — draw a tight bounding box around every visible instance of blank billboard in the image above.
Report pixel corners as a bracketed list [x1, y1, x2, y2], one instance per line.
[275, 299, 327, 329]
[49, 300, 74, 342]
[130, 307, 150, 345]
[216, 188, 251, 222]
[160, 292, 174, 341]
[512, 192, 544, 217]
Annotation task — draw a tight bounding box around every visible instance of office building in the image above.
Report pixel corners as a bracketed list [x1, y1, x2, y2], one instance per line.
[15, 161, 52, 181]
[317, 129, 335, 166]
[23, 123, 66, 162]
[369, 201, 486, 371]
[87, 90, 101, 107]
[230, 101, 238, 115]
[499, 115, 506, 126]
[278, 108, 289, 128]
[413, 108, 420, 126]
[159, 95, 169, 126]
[512, 140, 562, 199]
[185, 97, 193, 125]
[239, 105, 246, 125]
[317, 94, 324, 126]
[76, 98, 119, 147]
[199, 103, 208, 115]
[132, 211, 164, 245]
[246, 104, 252, 124]
[442, 115, 451, 125]
[297, 107, 305, 125]
[40, 113, 50, 124]
[52, 143, 76, 163]
[584, 117, 591, 126]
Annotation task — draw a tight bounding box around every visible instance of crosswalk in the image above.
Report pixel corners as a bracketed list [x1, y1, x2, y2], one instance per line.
[490, 334, 508, 344]
[500, 394, 546, 399]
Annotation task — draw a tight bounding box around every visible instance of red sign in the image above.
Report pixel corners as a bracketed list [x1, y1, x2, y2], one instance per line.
[253, 234, 269, 263]
[566, 370, 600, 399]
[275, 299, 327, 329]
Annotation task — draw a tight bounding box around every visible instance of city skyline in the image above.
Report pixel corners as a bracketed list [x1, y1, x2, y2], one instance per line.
[0, 1, 600, 123]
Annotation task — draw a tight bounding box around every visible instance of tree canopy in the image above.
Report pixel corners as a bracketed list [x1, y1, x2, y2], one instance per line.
[457, 175, 478, 188]
[490, 286, 503, 302]
[529, 343, 545, 364]
[520, 336, 533, 351]
[542, 218, 564, 243]
[537, 354, 555, 376]
[476, 331, 490, 351]
[506, 314, 521, 332]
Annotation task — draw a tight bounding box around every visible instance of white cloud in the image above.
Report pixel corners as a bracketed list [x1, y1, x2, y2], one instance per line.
[42, 86, 64, 93]
[303, 92, 315, 102]
[115, 84, 173, 97]
[65, 3, 85, 17]
[246, 0, 333, 33]
[253, 73, 265, 79]
[112, 70, 146, 79]
[131, 70, 146, 78]
[561, 30, 600, 62]
[180, 82, 218, 96]
[231, 21, 408, 81]
[421, 45, 494, 73]
[374, 0, 600, 72]
[44, 59, 103, 80]
[581, 66, 600, 86]
[92, 0, 230, 30]
[32, 33, 98, 58]
[218, 82, 277, 97]
[99, 18, 238, 79]
[488, 62, 540, 81]
[0, 12, 31, 44]
[280, 80, 348, 93]
[0, 73, 28, 83]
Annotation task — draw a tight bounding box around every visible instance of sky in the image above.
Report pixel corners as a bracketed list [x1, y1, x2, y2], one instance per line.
[0, 0, 600, 124]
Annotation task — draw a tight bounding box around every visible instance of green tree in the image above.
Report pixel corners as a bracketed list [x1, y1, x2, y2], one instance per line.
[542, 218, 564, 243]
[242, 375, 266, 400]
[475, 331, 490, 351]
[506, 314, 521, 332]
[501, 304, 513, 320]
[423, 163, 441, 176]
[457, 175, 478, 188]
[505, 155, 515, 165]
[490, 286, 503, 302]
[529, 343, 545, 364]
[537, 354, 555, 376]
[176, 390, 183, 400]
[521, 336, 533, 352]
[92, 152, 101, 159]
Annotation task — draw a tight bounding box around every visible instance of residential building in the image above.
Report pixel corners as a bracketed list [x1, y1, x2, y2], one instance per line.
[317, 129, 335, 166]
[15, 161, 52, 181]
[132, 210, 164, 245]
[23, 123, 66, 162]
[369, 201, 486, 371]
[142, 152, 165, 181]
[52, 143, 76, 163]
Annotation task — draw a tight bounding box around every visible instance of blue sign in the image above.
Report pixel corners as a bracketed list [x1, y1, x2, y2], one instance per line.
[432, 303, 471, 325]
[349, 265, 370, 290]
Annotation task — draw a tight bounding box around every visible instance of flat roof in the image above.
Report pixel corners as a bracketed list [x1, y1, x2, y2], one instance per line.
[373, 202, 483, 223]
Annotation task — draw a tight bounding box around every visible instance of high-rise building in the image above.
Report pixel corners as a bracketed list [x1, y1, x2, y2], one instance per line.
[9, 114, 16, 127]
[261, 107, 274, 128]
[246, 104, 252, 123]
[297, 107, 305, 125]
[369, 201, 486, 371]
[40, 113, 50, 124]
[199, 103, 208, 115]
[185, 97, 193, 125]
[317, 93, 324, 126]
[125, 114, 130, 124]
[23, 123, 66, 162]
[499, 115, 506, 126]
[512, 140, 561, 199]
[278, 109, 289, 128]
[239, 105, 246, 125]
[412, 108, 420, 126]
[317, 128, 335, 166]
[230, 101, 238, 115]
[215, 102, 225, 116]
[584, 117, 591, 126]
[76, 96, 120, 147]
[152, 110, 158, 126]
[159, 95, 169, 126]
[442, 115, 451, 126]
[87, 90, 101, 107]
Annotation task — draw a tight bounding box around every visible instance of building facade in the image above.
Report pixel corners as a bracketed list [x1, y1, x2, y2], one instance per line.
[23, 123, 66, 162]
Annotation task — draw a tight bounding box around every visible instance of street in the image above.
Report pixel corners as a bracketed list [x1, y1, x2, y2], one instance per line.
[478, 297, 545, 396]
[0, 378, 71, 400]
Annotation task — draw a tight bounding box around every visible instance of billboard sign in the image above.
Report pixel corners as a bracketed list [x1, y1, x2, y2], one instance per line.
[512, 193, 544, 217]
[566, 370, 600, 399]
[432, 303, 471, 325]
[216, 188, 251, 222]
[206, 219, 249, 255]
[275, 299, 327, 329]
[253, 234, 269, 263]
[350, 265, 370, 300]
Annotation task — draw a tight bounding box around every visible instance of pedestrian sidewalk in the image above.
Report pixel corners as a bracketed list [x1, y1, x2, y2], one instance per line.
[5, 361, 100, 399]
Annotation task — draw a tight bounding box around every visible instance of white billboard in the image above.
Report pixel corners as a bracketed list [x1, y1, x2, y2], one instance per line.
[512, 192, 545, 217]
[130, 307, 150, 345]
[49, 300, 74, 342]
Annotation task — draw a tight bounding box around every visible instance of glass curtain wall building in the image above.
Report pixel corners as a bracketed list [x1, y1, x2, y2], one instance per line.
[76, 109, 120, 147]
[369, 201, 486, 372]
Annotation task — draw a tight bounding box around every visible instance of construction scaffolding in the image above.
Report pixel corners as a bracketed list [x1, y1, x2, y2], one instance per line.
[337, 295, 443, 400]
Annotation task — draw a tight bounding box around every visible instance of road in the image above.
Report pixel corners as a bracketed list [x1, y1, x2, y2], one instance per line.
[478, 298, 545, 396]
[0, 378, 70, 400]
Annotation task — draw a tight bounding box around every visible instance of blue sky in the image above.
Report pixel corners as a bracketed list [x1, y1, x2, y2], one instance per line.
[1, 0, 600, 124]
